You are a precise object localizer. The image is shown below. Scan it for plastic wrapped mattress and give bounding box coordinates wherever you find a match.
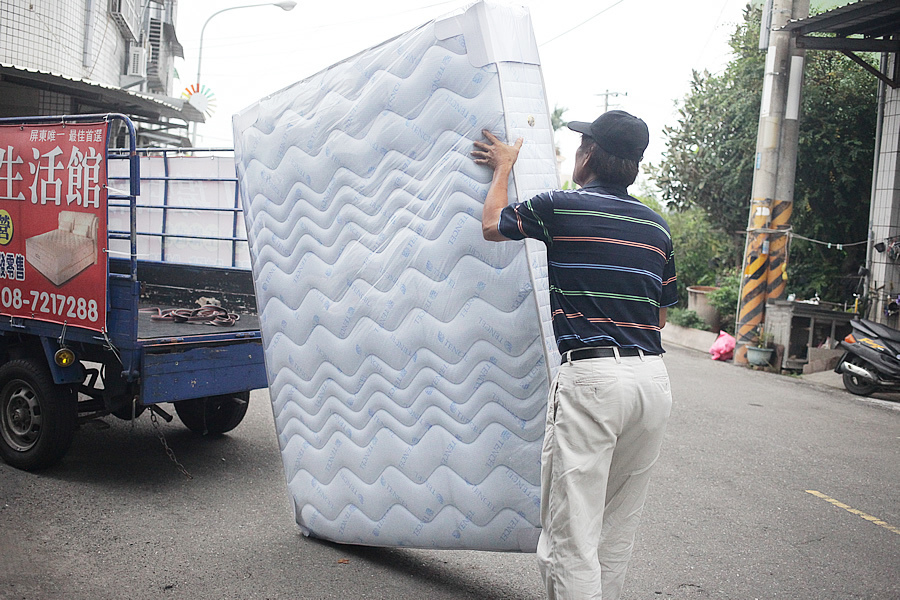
[233,0,559,551]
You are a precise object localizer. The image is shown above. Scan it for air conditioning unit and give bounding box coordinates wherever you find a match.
[127,44,147,77]
[109,0,140,42]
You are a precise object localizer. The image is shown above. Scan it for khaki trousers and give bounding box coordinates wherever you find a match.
[536,352,672,600]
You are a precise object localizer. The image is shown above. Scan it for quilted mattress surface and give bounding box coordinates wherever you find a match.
[233,1,559,551]
[25,230,96,287]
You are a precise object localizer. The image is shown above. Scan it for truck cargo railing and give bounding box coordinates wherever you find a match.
[107,147,249,270]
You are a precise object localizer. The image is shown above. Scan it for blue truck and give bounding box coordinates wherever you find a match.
[0,114,267,470]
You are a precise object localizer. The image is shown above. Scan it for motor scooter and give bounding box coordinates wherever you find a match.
[834,317,900,396]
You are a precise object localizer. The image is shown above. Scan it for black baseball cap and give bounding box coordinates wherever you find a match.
[567,110,649,162]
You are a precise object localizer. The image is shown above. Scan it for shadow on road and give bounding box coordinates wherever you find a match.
[305,536,543,600]
[38,411,262,490]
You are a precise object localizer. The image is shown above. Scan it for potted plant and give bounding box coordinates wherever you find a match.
[746,325,775,366]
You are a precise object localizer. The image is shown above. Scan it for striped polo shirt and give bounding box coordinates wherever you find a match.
[498,180,677,355]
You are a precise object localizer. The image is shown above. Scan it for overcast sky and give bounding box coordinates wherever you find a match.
[172,0,819,184]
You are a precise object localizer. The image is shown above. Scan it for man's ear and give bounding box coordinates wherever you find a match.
[582,143,593,164]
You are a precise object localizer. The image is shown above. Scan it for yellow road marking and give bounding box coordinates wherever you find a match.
[806,490,900,536]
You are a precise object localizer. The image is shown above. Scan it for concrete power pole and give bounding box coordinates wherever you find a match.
[734,0,810,364]
[769,0,810,301]
[596,90,627,113]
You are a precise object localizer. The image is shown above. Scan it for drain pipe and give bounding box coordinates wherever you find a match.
[83,0,95,70]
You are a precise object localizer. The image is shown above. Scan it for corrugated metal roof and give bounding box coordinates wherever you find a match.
[783,0,900,38]
[0,63,204,124]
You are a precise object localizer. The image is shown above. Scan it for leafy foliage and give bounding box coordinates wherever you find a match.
[647,5,877,303]
[789,49,877,300]
[667,207,732,306]
[667,308,710,331]
[551,105,568,132]
[640,195,731,306]
[707,269,741,334]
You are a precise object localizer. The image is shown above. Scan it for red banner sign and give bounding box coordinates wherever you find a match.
[0,122,109,331]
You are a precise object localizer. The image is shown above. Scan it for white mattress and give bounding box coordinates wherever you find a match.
[233,1,559,551]
[25,229,96,287]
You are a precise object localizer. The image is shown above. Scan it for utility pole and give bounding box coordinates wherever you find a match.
[768,0,809,301]
[734,0,809,364]
[596,90,627,113]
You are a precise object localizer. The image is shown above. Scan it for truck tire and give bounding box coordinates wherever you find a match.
[0,359,77,470]
[174,391,249,436]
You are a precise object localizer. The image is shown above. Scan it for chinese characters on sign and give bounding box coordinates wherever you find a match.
[0,122,109,331]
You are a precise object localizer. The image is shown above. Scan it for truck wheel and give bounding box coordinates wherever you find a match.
[842,358,878,396]
[0,359,77,470]
[174,391,249,436]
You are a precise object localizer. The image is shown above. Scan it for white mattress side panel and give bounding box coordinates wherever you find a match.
[497,60,560,382]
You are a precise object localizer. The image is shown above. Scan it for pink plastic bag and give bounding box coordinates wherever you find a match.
[709,331,735,361]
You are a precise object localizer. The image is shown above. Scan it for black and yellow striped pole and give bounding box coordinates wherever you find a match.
[766,202,793,301]
[736,200,772,363]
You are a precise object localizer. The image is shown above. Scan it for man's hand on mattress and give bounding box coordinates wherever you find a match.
[471,130,523,171]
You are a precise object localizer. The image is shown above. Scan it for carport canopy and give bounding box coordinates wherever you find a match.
[783,0,900,87]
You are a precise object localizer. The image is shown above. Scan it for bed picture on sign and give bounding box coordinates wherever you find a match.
[25,211,99,286]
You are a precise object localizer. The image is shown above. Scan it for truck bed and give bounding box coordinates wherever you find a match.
[137,303,260,340]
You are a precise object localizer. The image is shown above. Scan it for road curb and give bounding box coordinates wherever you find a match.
[661,323,718,355]
[661,323,845,390]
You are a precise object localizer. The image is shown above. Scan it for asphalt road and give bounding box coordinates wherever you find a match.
[1,345,898,600]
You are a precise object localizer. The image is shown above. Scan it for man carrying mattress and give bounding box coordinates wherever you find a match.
[472,110,676,600]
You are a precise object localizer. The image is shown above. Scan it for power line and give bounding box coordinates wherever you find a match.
[694,0,734,67]
[789,232,867,249]
[743,229,868,249]
[538,0,627,47]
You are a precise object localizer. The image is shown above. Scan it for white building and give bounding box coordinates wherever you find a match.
[0,0,201,146]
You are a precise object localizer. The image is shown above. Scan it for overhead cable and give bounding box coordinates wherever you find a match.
[538,0,627,47]
[789,232,867,249]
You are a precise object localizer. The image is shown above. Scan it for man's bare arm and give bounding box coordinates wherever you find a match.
[471,130,522,242]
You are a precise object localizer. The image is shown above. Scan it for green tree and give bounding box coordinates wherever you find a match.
[640,195,731,306]
[648,4,877,302]
[551,105,568,132]
[789,49,876,300]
